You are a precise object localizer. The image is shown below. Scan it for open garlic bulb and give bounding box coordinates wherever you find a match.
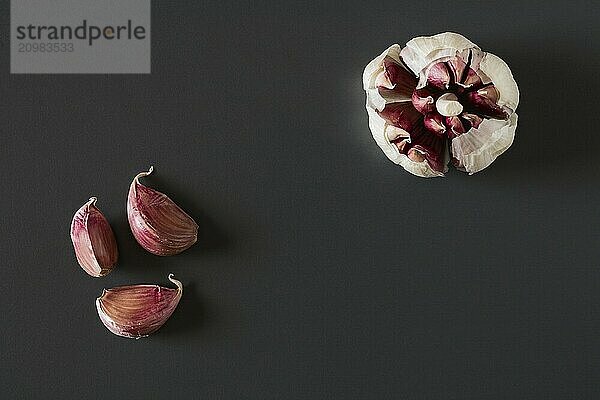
[363,32,519,177]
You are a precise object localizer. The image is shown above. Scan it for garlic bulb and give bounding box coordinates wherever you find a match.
[127,166,198,256]
[70,197,118,277]
[363,32,519,177]
[96,274,183,339]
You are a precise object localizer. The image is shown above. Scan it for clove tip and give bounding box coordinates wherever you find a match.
[133,165,155,184]
[168,273,183,292]
[97,288,108,301]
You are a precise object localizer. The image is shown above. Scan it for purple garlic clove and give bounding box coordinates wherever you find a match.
[426,62,452,90]
[127,166,199,256]
[70,197,118,277]
[423,112,447,136]
[411,87,436,114]
[464,85,509,120]
[96,274,183,339]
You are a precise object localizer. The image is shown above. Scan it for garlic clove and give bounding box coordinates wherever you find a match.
[445,116,470,137]
[363,44,402,91]
[96,274,183,339]
[447,49,484,90]
[375,57,416,93]
[364,44,402,112]
[400,32,477,76]
[366,107,443,178]
[127,166,199,256]
[70,197,118,277]
[478,52,520,111]
[411,87,436,114]
[423,112,447,136]
[407,124,449,173]
[364,44,417,112]
[451,113,518,174]
[464,86,509,120]
[380,57,419,95]
[377,101,422,132]
[426,62,452,90]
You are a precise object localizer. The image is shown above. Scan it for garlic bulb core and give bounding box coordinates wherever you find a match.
[435,93,463,117]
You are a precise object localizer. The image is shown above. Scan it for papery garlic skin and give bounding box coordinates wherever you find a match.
[96,274,183,339]
[127,166,199,256]
[363,32,519,177]
[70,197,118,277]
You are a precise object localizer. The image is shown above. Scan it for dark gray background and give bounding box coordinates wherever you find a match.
[2,1,600,398]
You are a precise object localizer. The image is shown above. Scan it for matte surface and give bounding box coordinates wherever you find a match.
[2,1,600,398]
